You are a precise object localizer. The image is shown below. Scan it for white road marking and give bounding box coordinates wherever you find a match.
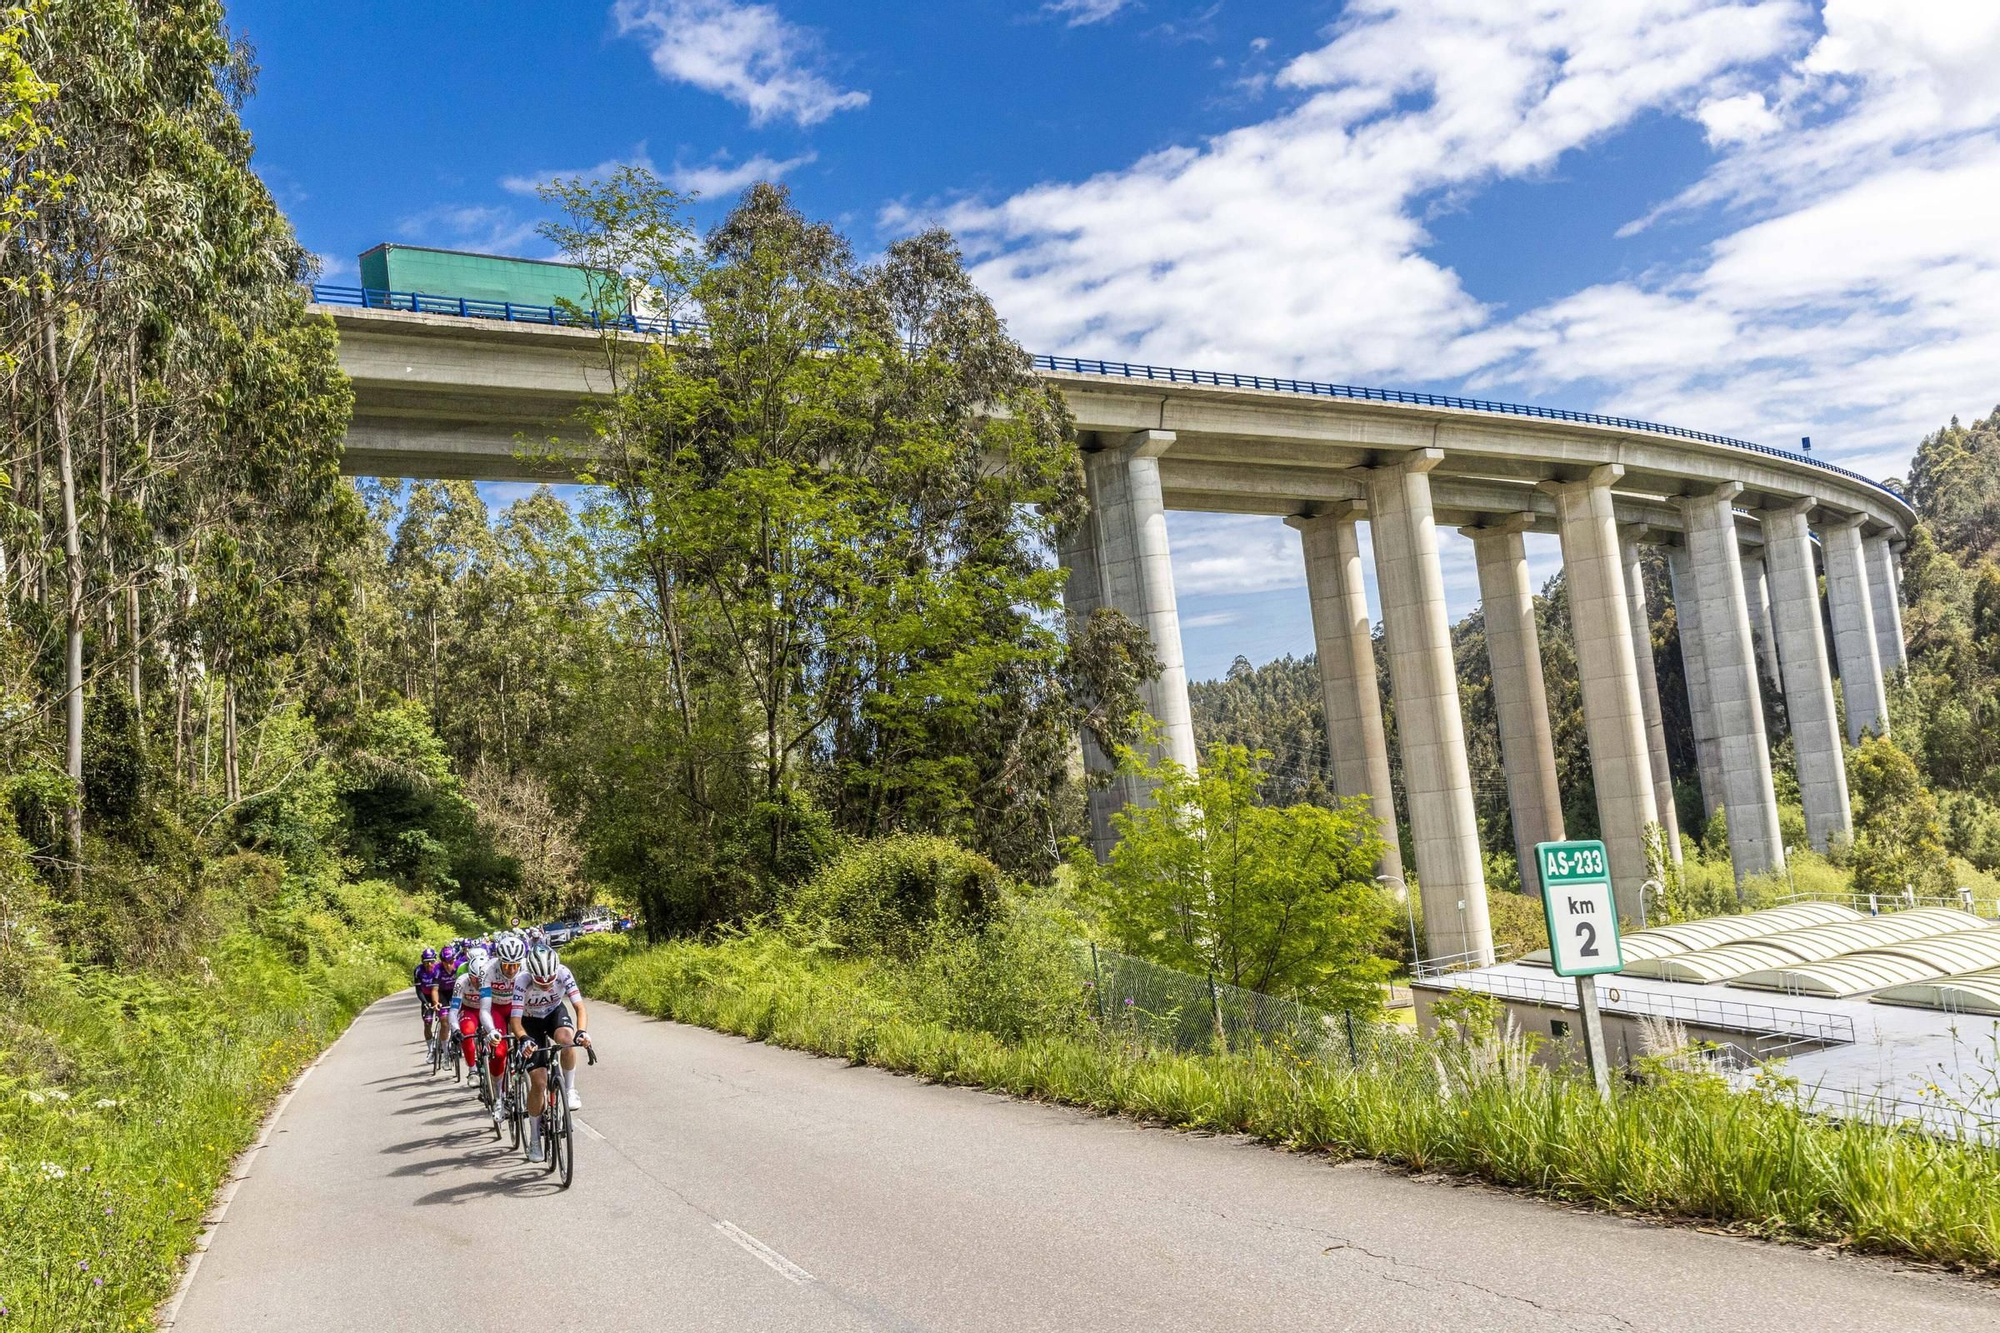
[574,1117,606,1141]
[714,1221,815,1284]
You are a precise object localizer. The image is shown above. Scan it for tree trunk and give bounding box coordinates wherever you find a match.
[223,680,240,805]
[46,321,85,894]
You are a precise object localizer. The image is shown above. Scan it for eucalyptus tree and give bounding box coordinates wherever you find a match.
[531,173,1156,923]
[0,2,355,894]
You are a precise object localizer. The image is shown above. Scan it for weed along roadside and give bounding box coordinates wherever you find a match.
[560,924,2000,1274]
[0,867,461,1331]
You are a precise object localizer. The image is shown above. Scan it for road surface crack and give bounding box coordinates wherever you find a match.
[1318,1238,1637,1331]
[1185,1202,1637,1330]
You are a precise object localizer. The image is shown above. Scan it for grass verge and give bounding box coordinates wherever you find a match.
[564,930,2000,1274]
[0,871,443,1331]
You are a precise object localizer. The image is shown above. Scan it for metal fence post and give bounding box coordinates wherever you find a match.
[1344,1010,1358,1065]
[1090,942,1104,1022]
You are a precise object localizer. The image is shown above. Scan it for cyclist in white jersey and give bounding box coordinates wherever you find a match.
[510,945,591,1163]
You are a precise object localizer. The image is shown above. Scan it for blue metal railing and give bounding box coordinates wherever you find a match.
[308,282,1905,507]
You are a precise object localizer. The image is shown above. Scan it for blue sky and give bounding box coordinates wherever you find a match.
[235,0,2000,680]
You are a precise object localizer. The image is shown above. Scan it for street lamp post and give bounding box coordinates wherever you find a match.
[1378,874,1418,972]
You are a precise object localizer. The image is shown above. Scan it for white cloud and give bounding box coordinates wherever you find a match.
[928,0,2000,478]
[936,0,1805,381]
[1694,91,1779,145]
[669,151,817,196]
[612,0,868,127]
[497,144,812,201]
[395,204,544,255]
[500,149,659,197]
[1044,0,1134,26]
[1163,514,1303,596]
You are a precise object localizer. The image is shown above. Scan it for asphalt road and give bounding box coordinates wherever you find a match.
[169,992,2000,1332]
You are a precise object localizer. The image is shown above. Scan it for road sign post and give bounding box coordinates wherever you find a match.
[1536,839,1623,1099]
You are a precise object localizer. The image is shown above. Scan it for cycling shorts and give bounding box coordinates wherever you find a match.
[519,1008,575,1068]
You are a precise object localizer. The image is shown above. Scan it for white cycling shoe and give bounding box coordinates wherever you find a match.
[566,1088,582,1111]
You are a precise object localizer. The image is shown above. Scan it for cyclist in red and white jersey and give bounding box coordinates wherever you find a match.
[475,936,529,1127]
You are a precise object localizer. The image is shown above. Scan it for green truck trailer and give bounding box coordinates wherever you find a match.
[358,244,629,317]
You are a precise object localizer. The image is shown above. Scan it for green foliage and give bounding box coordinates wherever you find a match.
[0,853,449,1331]
[1849,736,1954,899]
[1483,886,1546,960]
[785,833,1004,958]
[1078,743,1391,1012]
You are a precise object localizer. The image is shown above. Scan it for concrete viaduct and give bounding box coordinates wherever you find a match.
[317,297,1914,967]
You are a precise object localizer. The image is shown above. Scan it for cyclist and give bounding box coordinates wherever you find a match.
[510,944,591,1163]
[476,936,530,1128]
[413,947,450,1053]
[449,945,497,1103]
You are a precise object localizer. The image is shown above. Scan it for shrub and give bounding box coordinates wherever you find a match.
[785,834,1004,958]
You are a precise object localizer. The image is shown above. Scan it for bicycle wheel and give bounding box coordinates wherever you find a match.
[541,1097,561,1178]
[553,1076,575,1189]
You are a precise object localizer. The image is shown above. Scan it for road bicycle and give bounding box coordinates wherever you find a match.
[426,1007,447,1076]
[502,1039,531,1152]
[445,1017,464,1084]
[476,1031,505,1139]
[523,1038,596,1190]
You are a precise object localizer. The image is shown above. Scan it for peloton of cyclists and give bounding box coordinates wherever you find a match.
[415,927,600,1164]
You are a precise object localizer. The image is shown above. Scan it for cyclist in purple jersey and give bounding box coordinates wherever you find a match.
[412,948,450,1047]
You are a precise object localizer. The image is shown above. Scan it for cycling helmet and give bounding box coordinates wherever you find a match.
[526,945,561,982]
[465,948,489,972]
[420,947,437,962]
[440,945,459,966]
[494,935,528,965]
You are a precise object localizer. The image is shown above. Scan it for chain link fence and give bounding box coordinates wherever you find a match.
[1078,943,1400,1069]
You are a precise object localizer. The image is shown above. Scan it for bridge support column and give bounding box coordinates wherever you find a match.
[1759,499,1852,853]
[1745,553,1782,693]
[1820,515,1887,742]
[1666,544,1724,822]
[1678,483,1784,882]
[1060,430,1197,857]
[1863,532,1907,674]
[1619,529,1681,866]
[1543,467,1656,922]
[1288,509,1402,883]
[1463,517,1563,898]
[1363,450,1492,965]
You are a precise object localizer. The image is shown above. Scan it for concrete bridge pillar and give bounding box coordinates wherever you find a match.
[1863,532,1907,674]
[1677,483,1784,881]
[1462,516,1563,898]
[1060,430,1198,857]
[1363,449,1493,965]
[1665,544,1725,822]
[1744,554,1782,694]
[1289,509,1403,883]
[1618,528,1681,865]
[1758,499,1851,853]
[1542,466,1657,923]
[1820,515,1887,742]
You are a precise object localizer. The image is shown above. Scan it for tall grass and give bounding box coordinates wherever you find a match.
[0,871,443,1331]
[563,930,2000,1271]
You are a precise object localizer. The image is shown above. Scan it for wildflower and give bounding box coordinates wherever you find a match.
[48,1089,69,1102]
[38,1161,66,1180]
[93,1278,103,1288]
[24,1092,43,1105]
[76,1260,88,1272]
[93,1098,118,1109]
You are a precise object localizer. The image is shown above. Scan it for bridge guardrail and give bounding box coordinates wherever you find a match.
[307,281,1907,508]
